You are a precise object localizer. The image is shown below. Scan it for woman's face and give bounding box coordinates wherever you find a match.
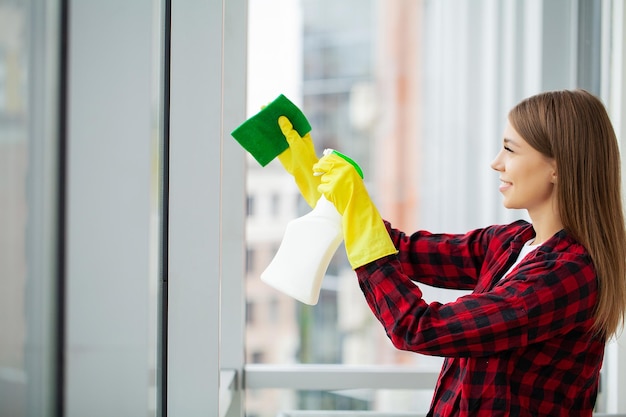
[490,121,558,216]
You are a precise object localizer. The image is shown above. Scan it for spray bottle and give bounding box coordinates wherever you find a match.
[261,149,363,305]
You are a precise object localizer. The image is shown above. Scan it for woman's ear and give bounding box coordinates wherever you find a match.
[550,159,558,184]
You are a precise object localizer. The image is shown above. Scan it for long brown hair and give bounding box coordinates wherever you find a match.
[508,89,626,339]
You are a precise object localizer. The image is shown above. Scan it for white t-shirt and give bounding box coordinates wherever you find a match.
[500,239,540,280]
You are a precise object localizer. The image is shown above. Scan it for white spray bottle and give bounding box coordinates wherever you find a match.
[260,149,362,305]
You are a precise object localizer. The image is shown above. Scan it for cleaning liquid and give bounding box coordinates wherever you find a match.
[260,195,343,305]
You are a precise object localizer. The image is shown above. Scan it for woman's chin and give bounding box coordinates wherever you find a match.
[501,199,520,210]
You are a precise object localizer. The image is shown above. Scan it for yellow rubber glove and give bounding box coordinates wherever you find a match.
[313,151,397,269]
[277,116,321,208]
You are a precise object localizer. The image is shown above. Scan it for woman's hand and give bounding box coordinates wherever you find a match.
[314,151,397,269]
[276,116,321,208]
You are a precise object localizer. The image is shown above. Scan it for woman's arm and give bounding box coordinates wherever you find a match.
[356,249,598,357]
[384,221,496,290]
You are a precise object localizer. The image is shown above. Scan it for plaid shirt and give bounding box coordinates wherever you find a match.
[356,220,603,416]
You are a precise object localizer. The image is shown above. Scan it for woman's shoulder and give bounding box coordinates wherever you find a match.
[539,231,594,269]
[483,219,534,241]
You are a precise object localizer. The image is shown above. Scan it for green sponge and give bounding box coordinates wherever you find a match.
[231,94,311,167]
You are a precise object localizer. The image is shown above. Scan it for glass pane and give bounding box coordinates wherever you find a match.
[247,0,407,376]
[245,0,586,396]
[246,0,467,372]
[0,0,60,415]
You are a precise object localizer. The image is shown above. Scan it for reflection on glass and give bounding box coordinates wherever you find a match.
[0,0,59,415]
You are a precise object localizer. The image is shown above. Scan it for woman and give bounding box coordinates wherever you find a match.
[277,89,626,416]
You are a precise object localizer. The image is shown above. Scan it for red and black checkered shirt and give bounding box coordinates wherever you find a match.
[356,220,603,416]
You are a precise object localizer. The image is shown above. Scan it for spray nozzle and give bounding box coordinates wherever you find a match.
[316,148,364,179]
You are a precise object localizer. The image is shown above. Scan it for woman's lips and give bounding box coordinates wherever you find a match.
[499,179,512,192]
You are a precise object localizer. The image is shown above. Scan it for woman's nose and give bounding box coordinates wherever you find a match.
[490,151,504,171]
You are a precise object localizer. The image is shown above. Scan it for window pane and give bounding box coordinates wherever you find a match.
[246,0,442,372]
[0,0,60,414]
[245,0,597,414]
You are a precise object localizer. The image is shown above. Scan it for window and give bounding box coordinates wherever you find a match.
[269,296,280,323]
[251,351,265,364]
[247,195,256,217]
[244,0,626,415]
[271,193,280,217]
[246,302,255,325]
[2,0,626,415]
[246,247,256,273]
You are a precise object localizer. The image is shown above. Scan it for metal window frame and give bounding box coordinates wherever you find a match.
[166,0,247,415]
[244,365,439,391]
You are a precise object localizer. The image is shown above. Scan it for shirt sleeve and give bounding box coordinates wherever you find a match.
[384,221,495,290]
[356,251,598,357]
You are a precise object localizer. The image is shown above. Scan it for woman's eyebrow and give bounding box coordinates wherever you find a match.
[503,137,520,147]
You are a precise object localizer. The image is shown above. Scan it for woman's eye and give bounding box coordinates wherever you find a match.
[504,145,513,152]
